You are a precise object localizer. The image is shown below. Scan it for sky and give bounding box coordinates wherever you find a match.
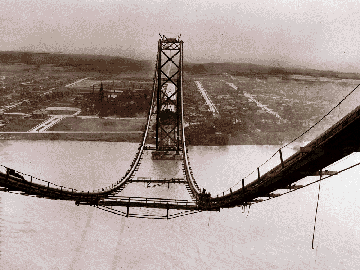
[1,0,360,72]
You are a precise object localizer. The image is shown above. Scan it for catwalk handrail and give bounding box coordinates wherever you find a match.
[102,195,196,206]
[110,60,158,191]
[179,43,202,200]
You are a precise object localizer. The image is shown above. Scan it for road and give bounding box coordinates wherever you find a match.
[0,100,29,113]
[194,81,219,115]
[224,81,283,120]
[1,78,89,113]
[65,77,90,88]
[28,115,67,133]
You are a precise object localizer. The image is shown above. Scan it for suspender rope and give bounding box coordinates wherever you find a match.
[312,170,322,249]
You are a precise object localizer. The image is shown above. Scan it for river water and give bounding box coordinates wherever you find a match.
[1,140,360,269]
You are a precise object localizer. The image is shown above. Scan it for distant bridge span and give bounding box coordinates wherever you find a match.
[1,38,360,218]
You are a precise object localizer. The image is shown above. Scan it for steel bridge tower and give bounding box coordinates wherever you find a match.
[152,36,183,160]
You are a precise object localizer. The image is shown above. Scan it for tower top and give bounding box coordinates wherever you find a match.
[159,34,181,43]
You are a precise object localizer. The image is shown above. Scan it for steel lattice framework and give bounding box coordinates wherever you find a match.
[155,37,183,153]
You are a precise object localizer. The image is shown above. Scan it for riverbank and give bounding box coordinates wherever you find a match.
[0,131,155,143]
[0,131,285,145]
[48,117,147,132]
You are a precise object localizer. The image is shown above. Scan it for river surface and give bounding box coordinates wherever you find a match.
[1,140,360,269]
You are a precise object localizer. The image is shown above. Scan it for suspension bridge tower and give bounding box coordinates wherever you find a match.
[152,36,184,160]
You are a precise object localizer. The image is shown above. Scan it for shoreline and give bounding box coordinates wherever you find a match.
[0,132,301,146]
[0,131,151,143]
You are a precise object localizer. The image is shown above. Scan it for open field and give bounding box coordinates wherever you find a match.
[48,117,147,132]
[67,78,153,90]
[0,116,45,132]
[0,131,151,143]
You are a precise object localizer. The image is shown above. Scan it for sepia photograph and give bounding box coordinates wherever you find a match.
[1,0,360,269]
